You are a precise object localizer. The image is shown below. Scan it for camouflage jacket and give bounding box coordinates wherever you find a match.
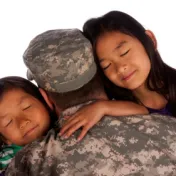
[5,112,176,176]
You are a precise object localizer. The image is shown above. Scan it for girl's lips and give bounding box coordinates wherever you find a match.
[122,70,136,81]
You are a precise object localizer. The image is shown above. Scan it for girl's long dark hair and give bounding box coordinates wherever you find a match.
[83,11,176,116]
[0,76,57,154]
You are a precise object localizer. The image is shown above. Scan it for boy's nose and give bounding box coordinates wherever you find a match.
[20,120,30,129]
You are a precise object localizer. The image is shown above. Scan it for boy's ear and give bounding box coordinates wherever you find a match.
[39,88,54,110]
[145,30,157,49]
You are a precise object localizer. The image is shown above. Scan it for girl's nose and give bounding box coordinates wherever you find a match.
[117,63,127,74]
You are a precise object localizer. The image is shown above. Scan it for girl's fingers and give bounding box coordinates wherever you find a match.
[65,112,81,122]
[59,117,80,135]
[64,115,77,124]
[63,121,85,138]
[77,123,92,141]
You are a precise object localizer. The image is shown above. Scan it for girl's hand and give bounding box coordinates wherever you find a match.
[59,101,105,141]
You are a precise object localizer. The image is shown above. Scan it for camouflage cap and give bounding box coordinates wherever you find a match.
[23,29,97,93]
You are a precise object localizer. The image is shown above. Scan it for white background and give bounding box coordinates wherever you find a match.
[0,0,175,78]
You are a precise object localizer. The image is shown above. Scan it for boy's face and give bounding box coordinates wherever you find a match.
[0,88,51,146]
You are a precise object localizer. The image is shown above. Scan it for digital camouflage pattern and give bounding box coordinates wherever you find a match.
[5,111,176,176]
[19,28,176,176]
[23,29,96,93]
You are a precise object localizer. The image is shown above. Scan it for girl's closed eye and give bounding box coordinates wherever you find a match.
[120,49,130,57]
[23,105,32,111]
[103,63,111,70]
[100,61,112,71]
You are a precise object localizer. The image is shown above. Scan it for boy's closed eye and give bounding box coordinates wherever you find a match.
[5,119,12,127]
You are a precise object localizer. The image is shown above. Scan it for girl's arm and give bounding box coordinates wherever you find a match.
[101,100,148,116]
[59,100,148,141]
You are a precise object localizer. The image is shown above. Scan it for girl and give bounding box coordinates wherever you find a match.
[60,11,176,141]
[0,76,57,171]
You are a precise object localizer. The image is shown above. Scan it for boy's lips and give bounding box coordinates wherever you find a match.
[122,70,136,81]
[23,125,38,137]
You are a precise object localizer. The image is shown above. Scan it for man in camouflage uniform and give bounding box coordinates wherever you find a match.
[5,29,176,176]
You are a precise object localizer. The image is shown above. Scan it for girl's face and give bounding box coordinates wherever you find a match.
[96,31,151,91]
[0,88,51,146]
